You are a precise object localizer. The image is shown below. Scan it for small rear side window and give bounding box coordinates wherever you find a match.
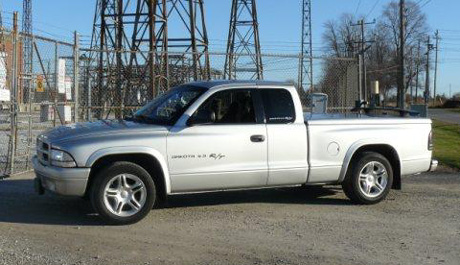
[260,89,296,124]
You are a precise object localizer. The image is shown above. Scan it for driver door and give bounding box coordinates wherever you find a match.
[167,89,268,193]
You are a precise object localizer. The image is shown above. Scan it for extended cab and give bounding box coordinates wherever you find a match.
[33,81,437,224]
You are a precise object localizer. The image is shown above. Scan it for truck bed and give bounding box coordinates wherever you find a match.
[304,113,432,125]
[303,112,432,184]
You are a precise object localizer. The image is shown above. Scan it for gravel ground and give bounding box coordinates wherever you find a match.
[0,171,459,265]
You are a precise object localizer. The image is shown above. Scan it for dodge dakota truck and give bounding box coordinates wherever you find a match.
[33,80,437,224]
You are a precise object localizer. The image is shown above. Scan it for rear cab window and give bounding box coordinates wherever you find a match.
[260,89,296,124]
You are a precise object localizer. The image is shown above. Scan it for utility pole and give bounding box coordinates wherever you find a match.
[409,47,413,104]
[298,0,313,92]
[433,30,440,105]
[73,31,79,122]
[424,36,434,105]
[415,40,421,103]
[398,0,406,109]
[10,12,19,175]
[351,19,375,103]
[0,2,6,91]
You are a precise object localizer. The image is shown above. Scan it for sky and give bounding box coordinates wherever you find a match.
[1,0,459,96]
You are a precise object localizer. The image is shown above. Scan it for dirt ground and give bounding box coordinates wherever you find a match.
[0,171,459,265]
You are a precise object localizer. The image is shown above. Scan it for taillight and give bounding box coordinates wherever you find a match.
[428,130,433,151]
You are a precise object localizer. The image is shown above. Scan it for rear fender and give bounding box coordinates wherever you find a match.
[338,139,401,183]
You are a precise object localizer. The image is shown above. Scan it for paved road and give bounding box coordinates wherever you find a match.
[429,108,460,124]
[1,172,459,265]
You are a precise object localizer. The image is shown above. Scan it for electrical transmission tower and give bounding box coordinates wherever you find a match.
[90,0,210,118]
[298,0,313,92]
[224,0,263,80]
[22,0,33,103]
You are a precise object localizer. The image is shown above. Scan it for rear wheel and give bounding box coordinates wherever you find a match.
[90,162,157,225]
[342,152,393,204]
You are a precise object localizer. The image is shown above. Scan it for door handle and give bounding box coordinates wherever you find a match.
[250,135,265,143]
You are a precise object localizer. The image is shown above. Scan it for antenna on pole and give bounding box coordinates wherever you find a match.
[224,0,263,80]
[298,0,313,92]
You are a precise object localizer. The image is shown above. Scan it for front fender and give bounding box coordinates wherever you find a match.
[85,146,171,194]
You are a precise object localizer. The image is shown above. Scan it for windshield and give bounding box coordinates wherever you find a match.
[133,85,206,125]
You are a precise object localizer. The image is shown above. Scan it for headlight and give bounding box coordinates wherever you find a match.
[50,149,77,168]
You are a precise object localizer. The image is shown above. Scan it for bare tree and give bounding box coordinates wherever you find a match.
[320,1,430,104]
[379,0,429,93]
[323,14,360,58]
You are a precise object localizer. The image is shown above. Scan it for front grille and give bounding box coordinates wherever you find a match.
[37,138,50,165]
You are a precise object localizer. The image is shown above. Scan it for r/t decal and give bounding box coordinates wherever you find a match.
[209,153,225,160]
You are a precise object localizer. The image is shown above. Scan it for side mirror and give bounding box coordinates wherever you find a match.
[187,109,216,126]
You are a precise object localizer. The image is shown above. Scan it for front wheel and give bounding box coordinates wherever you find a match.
[90,162,157,225]
[342,152,393,204]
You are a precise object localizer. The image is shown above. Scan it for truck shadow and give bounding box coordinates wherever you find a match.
[164,186,350,209]
[0,179,102,226]
[0,179,350,226]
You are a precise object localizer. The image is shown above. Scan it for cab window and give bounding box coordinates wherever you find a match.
[191,90,256,124]
[260,89,296,124]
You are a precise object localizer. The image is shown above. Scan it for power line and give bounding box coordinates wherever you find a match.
[365,0,381,19]
[354,0,362,16]
[419,0,433,8]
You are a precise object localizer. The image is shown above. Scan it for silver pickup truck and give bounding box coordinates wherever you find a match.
[33,80,437,224]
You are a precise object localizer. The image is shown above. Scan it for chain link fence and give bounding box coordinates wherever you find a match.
[0,31,358,177]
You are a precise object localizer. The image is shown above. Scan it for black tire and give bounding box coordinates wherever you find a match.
[342,151,393,204]
[90,161,157,225]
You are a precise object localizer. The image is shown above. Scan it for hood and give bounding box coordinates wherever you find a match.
[40,120,169,143]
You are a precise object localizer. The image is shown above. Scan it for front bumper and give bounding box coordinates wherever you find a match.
[32,156,91,196]
[429,159,438,172]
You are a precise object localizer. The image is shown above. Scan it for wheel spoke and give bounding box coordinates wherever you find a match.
[131,182,144,193]
[115,175,123,189]
[366,162,375,174]
[121,175,129,188]
[115,201,124,214]
[129,198,141,210]
[375,166,386,176]
[106,190,118,198]
[365,183,372,195]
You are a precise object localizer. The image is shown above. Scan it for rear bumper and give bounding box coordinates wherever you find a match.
[429,159,438,172]
[32,156,91,196]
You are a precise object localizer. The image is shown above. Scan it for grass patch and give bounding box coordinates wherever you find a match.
[432,120,460,169]
[447,108,460,113]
